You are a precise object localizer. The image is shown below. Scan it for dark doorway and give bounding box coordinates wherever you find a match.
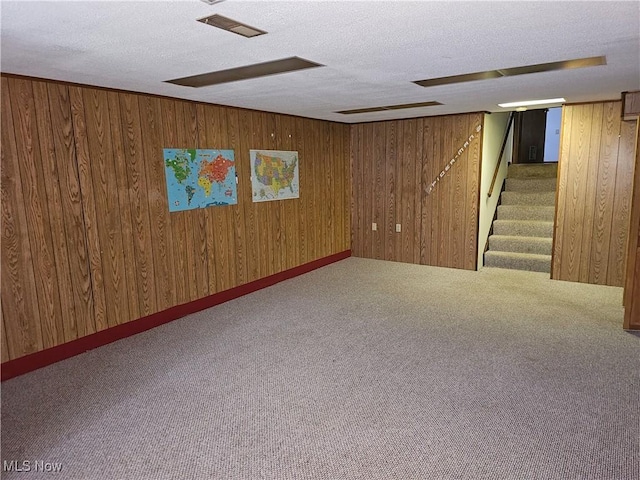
[513,109,547,163]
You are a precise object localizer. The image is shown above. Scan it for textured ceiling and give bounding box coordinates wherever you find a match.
[1,0,639,123]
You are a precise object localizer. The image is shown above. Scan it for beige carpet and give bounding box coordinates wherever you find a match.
[2,258,638,479]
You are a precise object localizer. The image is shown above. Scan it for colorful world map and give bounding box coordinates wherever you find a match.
[163,149,237,212]
[250,150,299,202]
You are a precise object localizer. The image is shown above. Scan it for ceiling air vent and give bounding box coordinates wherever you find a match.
[166,57,324,88]
[336,101,442,115]
[197,13,267,38]
[414,56,606,88]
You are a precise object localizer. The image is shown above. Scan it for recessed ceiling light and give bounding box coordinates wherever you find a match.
[498,98,566,108]
[197,14,267,38]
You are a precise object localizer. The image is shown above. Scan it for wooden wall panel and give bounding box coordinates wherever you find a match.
[118,93,158,316]
[46,83,95,339]
[623,119,640,329]
[241,110,260,283]
[465,113,483,270]
[160,99,189,307]
[294,117,309,265]
[82,88,132,328]
[608,119,636,286]
[9,78,64,348]
[1,78,44,358]
[108,91,141,320]
[1,306,8,363]
[32,81,78,343]
[552,101,636,287]
[139,96,178,309]
[1,75,350,361]
[69,86,107,332]
[350,124,362,258]
[351,113,483,269]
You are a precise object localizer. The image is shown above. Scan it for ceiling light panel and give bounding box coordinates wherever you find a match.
[414,56,606,88]
[498,98,566,108]
[197,14,267,38]
[166,57,324,88]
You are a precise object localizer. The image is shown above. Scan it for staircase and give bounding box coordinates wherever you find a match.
[484,163,558,273]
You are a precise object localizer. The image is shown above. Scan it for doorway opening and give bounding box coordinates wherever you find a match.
[512,107,562,163]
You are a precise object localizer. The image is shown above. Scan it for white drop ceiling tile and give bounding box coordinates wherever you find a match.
[1,0,638,122]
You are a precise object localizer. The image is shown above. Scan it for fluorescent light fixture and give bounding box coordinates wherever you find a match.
[498,98,566,108]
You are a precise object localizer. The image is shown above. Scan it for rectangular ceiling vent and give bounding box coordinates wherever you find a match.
[166,57,324,88]
[336,101,442,115]
[197,14,267,38]
[414,56,606,88]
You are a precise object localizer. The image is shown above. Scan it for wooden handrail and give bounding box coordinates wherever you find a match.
[488,112,514,197]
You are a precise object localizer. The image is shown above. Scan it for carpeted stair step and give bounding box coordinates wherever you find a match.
[501,191,556,206]
[497,205,556,221]
[484,251,551,273]
[488,235,552,255]
[505,177,557,193]
[508,163,558,179]
[492,219,554,238]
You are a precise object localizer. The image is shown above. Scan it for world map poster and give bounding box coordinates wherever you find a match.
[250,149,299,203]
[163,149,237,212]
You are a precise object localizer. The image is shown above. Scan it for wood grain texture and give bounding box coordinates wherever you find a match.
[118,93,158,315]
[160,99,189,306]
[107,91,141,321]
[241,110,260,283]
[46,83,95,339]
[139,96,177,308]
[554,101,635,287]
[552,106,573,278]
[578,103,603,283]
[1,75,350,361]
[561,104,591,281]
[607,119,636,286]
[623,91,640,119]
[70,86,107,332]
[9,78,64,348]
[1,77,44,358]
[351,113,482,270]
[1,306,8,363]
[624,120,640,329]
[31,81,76,343]
[82,87,131,328]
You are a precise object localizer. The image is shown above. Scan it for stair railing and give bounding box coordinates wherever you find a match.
[488,111,514,198]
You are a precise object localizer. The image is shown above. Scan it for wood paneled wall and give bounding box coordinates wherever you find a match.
[624,116,640,329]
[1,75,350,361]
[351,113,483,269]
[552,101,637,287]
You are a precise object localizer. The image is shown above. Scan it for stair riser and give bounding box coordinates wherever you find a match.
[493,221,553,238]
[484,253,551,273]
[489,237,552,255]
[505,178,557,193]
[501,191,556,206]
[507,164,558,179]
[497,206,556,222]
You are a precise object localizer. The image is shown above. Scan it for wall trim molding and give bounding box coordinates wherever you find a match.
[1,250,351,381]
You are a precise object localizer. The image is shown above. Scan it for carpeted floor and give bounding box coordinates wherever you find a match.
[2,258,639,480]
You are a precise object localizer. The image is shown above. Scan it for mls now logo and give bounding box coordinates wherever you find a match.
[3,460,63,473]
